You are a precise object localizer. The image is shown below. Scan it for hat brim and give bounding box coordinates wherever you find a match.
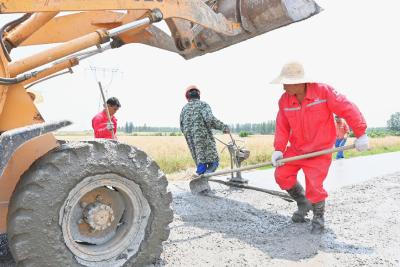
[270,76,312,85]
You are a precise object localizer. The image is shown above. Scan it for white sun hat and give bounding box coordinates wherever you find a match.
[270,61,312,84]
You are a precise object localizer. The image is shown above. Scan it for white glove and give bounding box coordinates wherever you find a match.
[271,151,284,167]
[355,134,369,151]
[223,127,230,134]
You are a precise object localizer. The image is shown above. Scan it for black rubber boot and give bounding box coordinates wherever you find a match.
[311,201,325,234]
[286,182,312,222]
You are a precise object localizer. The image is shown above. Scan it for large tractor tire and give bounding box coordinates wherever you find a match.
[7,140,173,267]
[0,233,14,266]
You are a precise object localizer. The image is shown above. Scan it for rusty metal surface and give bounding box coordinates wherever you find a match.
[0,0,321,79]
[60,173,151,265]
[70,187,125,245]
[120,25,178,53]
[181,0,321,59]
[165,18,194,52]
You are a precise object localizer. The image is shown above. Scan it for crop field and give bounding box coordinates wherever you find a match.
[58,133,400,179]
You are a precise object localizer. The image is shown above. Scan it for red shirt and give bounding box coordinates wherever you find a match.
[336,120,349,139]
[274,83,367,154]
[91,110,117,139]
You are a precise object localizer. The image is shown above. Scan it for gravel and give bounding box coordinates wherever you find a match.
[158,172,400,266]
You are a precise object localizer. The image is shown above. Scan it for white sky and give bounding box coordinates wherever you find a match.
[2,0,400,130]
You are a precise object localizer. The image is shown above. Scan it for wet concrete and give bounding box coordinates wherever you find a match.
[164,171,400,266]
[219,152,400,192]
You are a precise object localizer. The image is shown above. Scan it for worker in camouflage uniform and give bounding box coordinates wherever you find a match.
[180,85,230,176]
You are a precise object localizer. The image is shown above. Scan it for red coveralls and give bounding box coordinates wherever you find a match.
[336,120,349,139]
[274,83,367,203]
[91,111,117,139]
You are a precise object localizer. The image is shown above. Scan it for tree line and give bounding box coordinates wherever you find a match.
[228,121,276,135]
[118,121,276,135]
[118,112,400,136]
[117,123,180,133]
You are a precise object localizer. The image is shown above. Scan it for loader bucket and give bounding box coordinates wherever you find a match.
[181,0,321,59]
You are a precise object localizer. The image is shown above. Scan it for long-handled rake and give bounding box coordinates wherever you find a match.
[189,144,356,201]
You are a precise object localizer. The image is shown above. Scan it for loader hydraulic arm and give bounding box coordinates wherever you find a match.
[0,0,245,81]
[0,0,321,61]
[0,0,321,130]
[0,0,322,125]
[0,0,241,36]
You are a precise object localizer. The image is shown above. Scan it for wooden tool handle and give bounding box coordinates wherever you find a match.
[98,81,115,139]
[201,144,356,179]
[279,144,355,164]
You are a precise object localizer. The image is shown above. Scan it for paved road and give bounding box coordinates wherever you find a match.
[219,151,400,192]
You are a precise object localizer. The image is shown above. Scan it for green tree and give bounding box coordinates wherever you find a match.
[124,122,129,133]
[387,112,400,131]
[128,122,134,133]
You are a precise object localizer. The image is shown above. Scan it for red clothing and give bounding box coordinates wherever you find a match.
[274,83,366,154]
[274,83,367,202]
[275,147,331,203]
[336,120,349,139]
[91,110,117,139]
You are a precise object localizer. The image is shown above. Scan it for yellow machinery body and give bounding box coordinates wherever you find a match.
[0,0,320,235]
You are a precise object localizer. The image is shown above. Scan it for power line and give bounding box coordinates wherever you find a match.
[85,66,123,110]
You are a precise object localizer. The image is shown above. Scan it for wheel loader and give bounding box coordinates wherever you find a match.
[0,1,321,266]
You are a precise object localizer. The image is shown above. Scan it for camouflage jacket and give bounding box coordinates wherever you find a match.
[180,99,228,165]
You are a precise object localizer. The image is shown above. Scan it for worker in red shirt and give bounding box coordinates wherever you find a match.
[270,62,368,234]
[335,116,350,159]
[92,97,121,139]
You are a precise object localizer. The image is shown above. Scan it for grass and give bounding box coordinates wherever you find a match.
[57,134,400,179]
[343,136,400,158]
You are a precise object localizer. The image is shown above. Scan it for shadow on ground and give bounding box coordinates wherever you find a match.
[165,189,373,263]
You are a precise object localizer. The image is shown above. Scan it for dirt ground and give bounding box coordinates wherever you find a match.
[2,172,399,267]
[157,172,400,266]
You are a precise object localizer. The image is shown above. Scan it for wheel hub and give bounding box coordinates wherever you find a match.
[59,174,151,266]
[83,202,115,231]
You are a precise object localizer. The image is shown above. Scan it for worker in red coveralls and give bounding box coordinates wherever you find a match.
[92,97,121,139]
[335,116,350,159]
[270,62,369,234]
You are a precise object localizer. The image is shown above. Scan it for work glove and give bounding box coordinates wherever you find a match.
[223,126,230,134]
[355,134,369,151]
[106,122,114,131]
[271,151,284,167]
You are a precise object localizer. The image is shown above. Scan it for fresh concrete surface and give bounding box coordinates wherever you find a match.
[160,153,400,266]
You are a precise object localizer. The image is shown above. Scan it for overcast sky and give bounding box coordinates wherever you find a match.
[2,0,399,130]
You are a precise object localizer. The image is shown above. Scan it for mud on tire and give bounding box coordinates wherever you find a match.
[0,233,14,266]
[7,140,173,267]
